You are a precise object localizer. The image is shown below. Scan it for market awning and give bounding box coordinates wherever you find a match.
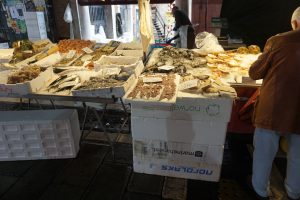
[78,0,174,6]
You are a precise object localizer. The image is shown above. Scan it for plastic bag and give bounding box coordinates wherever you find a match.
[195,32,224,54]
[64,4,72,23]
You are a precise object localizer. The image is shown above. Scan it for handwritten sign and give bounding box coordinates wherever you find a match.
[179,79,198,90]
[82,47,94,54]
[143,77,163,83]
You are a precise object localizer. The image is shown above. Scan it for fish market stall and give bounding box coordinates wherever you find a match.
[0,38,260,180]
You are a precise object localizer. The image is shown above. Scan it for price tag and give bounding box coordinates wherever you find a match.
[81,54,93,62]
[66,50,76,59]
[82,47,94,54]
[158,65,175,71]
[180,79,198,90]
[22,50,33,54]
[103,68,121,76]
[143,77,163,83]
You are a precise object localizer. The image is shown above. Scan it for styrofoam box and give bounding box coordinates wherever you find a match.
[94,55,141,74]
[116,42,143,50]
[129,92,233,123]
[0,49,14,63]
[133,139,224,182]
[34,52,62,68]
[0,67,54,97]
[132,117,227,146]
[0,109,81,161]
[111,50,144,60]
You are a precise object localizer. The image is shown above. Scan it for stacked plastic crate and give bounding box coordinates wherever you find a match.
[0,109,81,161]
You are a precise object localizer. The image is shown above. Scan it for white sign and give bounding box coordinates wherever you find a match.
[66,50,76,59]
[143,77,163,83]
[81,54,93,62]
[158,65,175,71]
[0,43,9,49]
[180,79,198,90]
[82,47,93,54]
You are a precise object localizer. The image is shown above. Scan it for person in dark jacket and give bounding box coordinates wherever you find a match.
[166,6,195,49]
[249,6,300,200]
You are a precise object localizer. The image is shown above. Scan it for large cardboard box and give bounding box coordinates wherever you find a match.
[130,92,233,123]
[132,117,227,145]
[133,139,223,182]
[24,12,47,41]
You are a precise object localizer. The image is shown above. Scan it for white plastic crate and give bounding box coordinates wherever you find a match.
[0,109,81,161]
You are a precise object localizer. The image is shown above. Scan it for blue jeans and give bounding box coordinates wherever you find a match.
[252,128,300,199]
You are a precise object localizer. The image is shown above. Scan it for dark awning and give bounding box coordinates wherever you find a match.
[78,0,174,6]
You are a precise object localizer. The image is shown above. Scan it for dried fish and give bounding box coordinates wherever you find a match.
[128,74,177,101]
[76,72,130,90]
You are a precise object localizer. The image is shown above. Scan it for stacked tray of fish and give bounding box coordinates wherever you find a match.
[41,69,102,96]
[68,41,121,69]
[72,62,144,98]
[0,66,54,97]
[145,46,207,75]
[179,73,237,98]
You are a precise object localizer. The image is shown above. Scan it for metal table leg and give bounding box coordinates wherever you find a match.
[91,107,115,159]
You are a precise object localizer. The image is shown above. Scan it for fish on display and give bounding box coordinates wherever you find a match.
[47,74,81,94]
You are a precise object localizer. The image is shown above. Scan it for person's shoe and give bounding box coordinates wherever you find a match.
[246,176,270,200]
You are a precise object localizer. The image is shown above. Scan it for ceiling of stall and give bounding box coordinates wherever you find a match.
[78,0,174,6]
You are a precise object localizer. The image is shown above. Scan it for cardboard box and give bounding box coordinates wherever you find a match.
[111,50,144,60]
[24,12,47,41]
[94,55,141,74]
[0,109,81,161]
[133,139,224,182]
[0,67,54,97]
[131,117,228,145]
[130,92,233,123]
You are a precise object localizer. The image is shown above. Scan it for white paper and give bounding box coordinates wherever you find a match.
[158,65,175,71]
[180,79,198,90]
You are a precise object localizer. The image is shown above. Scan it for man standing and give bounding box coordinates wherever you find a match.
[249,7,300,200]
[166,6,195,49]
